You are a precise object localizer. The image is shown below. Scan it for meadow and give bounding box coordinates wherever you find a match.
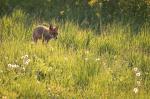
[0,1,150,98]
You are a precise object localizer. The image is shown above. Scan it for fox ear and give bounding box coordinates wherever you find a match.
[49,24,53,30]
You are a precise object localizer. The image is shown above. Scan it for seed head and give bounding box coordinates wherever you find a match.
[133,87,139,94]
[133,67,138,72]
[136,72,141,77]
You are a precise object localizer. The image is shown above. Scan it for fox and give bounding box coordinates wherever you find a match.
[32,24,58,43]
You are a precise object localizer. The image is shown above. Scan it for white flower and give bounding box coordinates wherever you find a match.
[96,58,100,61]
[21,54,28,59]
[133,87,139,94]
[12,64,19,68]
[133,67,138,72]
[22,54,30,65]
[8,64,11,67]
[24,59,30,65]
[136,72,141,77]
[8,64,19,68]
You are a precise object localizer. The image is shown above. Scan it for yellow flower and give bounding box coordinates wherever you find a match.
[133,87,139,94]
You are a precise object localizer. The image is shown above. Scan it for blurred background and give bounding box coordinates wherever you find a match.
[1,0,150,34]
[0,1,150,98]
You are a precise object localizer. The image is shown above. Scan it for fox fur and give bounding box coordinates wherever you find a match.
[32,24,58,43]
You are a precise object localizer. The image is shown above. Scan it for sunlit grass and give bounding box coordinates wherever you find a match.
[0,9,150,98]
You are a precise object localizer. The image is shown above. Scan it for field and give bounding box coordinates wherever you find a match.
[0,1,150,98]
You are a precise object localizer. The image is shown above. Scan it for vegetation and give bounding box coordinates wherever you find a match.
[0,0,150,98]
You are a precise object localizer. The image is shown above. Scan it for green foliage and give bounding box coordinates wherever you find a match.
[1,0,150,26]
[0,3,150,99]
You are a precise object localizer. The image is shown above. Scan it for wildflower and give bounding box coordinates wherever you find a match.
[8,64,19,68]
[21,54,30,65]
[12,64,19,68]
[8,64,11,67]
[136,72,141,77]
[95,58,100,61]
[24,59,30,65]
[21,54,28,59]
[133,87,139,94]
[133,67,138,72]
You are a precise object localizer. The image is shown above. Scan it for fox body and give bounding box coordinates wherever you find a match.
[32,25,58,43]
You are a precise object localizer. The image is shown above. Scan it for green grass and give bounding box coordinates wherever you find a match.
[0,9,150,99]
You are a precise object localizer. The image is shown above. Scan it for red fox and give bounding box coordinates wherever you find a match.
[32,24,58,43]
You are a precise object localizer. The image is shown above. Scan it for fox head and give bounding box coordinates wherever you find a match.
[49,24,58,39]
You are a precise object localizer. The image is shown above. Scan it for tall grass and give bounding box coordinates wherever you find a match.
[0,9,150,98]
